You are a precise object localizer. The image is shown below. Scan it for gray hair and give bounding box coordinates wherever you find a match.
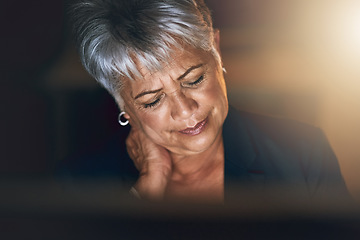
[70,0,220,106]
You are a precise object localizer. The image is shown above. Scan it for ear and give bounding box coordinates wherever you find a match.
[213,28,221,53]
[122,107,134,127]
[124,112,130,120]
[120,106,131,121]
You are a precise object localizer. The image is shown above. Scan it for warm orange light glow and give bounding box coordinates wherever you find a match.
[221,0,360,200]
[328,2,360,53]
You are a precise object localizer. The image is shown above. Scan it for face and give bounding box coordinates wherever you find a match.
[120,46,228,156]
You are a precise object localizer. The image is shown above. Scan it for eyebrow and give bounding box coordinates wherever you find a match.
[177,64,203,81]
[134,88,162,100]
[134,64,204,100]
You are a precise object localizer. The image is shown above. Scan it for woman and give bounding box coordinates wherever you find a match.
[70,0,349,202]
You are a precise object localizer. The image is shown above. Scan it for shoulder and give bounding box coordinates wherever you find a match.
[224,105,336,178]
[225,105,325,152]
[224,106,350,198]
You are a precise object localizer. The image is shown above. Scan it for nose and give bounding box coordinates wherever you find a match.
[170,91,198,120]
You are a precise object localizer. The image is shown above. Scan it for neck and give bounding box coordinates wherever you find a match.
[169,131,224,181]
[165,131,225,203]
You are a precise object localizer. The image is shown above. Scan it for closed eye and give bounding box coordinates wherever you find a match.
[183,75,204,87]
[143,94,164,109]
[144,98,160,108]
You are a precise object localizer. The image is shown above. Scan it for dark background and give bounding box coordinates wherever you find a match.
[1,0,125,178]
[1,0,66,177]
[0,0,255,179]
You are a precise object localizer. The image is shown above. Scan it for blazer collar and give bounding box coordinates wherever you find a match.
[223,105,257,177]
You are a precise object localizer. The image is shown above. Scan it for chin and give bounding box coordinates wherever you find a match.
[179,128,220,155]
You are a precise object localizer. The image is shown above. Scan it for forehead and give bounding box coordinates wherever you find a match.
[140,47,208,79]
[122,47,212,91]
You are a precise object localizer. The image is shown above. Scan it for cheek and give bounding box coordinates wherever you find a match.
[198,79,227,106]
[140,112,175,145]
[199,77,228,123]
[138,110,169,135]
[142,114,162,129]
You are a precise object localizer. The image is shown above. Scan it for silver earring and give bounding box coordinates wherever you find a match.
[118,112,129,126]
[222,67,227,73]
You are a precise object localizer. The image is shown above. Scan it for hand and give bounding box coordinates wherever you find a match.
[126,126,172,201]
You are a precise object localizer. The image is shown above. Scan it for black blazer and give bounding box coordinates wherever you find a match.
[223,106,349,200]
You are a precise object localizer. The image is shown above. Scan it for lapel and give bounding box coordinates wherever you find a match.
[223,106,266,192]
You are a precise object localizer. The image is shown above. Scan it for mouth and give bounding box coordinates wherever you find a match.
[178,117,208,136]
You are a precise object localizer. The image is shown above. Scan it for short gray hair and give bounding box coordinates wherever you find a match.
[70,0,219,105]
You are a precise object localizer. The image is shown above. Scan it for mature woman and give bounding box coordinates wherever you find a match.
[70,0,349,202]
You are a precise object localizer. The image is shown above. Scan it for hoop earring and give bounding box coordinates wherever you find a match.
[118,112,129,126]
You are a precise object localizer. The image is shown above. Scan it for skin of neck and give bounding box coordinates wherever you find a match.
[168,128,225,182]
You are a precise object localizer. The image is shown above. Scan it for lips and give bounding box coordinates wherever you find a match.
[178,118,208,136]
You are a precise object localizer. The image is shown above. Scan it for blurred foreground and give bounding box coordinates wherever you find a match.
[0,179,359,240]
